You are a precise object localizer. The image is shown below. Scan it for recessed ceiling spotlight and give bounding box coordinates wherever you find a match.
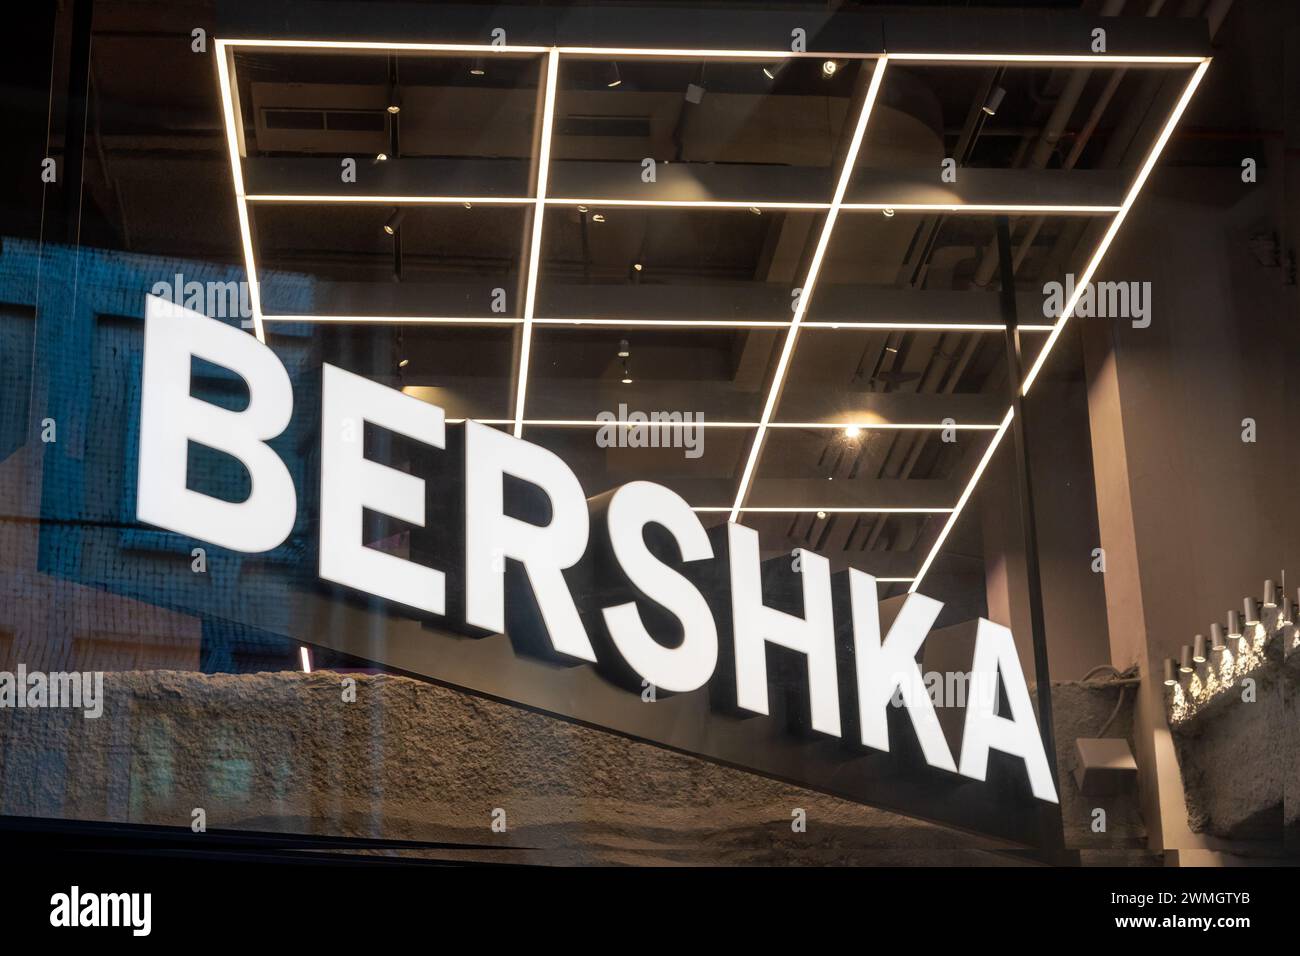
[816,510,827,520]
[633,262,643,272]
[982,86,1007,117]
[749,206,762,215]
[386,103,401,115]
[621,375,633,385]
[603,61,622,88]
[382,207,406,236]
[577,205,589,213]
[463,201,473,209]
[762,61,786,81]
[882,208,895,217]
[398,358,410,369]
[372,152,388,164]
[470,57,486,76]
[591,213,606,223]
[821,60,839,78]
[844,425,861,439]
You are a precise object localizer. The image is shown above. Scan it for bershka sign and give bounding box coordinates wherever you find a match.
[137,296,1058,808]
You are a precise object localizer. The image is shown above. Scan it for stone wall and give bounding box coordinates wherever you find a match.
[1165,601,1299,849]
[0,670,1157,865]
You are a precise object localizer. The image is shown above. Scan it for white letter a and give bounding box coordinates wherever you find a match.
[958,619,1059,803]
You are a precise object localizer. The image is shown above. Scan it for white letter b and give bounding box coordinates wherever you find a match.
[137,295,296,552]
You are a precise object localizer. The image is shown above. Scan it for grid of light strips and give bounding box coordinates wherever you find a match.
[214,38,1209,590]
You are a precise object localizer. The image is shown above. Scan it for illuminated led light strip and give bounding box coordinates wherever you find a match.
[908,406,1015,592]
[1020,60,1209,396]
[214,40,265,342]
[888,53,1207,65]
[283,317,1013,331]
[265,315,1055,331]
[219,39,877,58]
[218,38,551,53]
[513,419,760,428]
[219,40,1201,65]
[512,48,561,438]
[697,507,953,514]
[535,317,791,328]
[425,420,1001,429]
[243,195,1118,215]
[246,195,532,205]
[265,314,521,325]
[728,56,890,524]
[558,47,884,59]
[803,321,1054,331]
[841,203,1120,214]
[246,196,830,210]
[767,421,1000,430]
[547,198,832,210]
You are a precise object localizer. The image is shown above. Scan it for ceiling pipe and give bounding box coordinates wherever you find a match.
[899,68,1006,290]
[1104,1,1210,169]
[1006,0,1171,273]
[969,0,1130,289]
[1039,0,1232,277]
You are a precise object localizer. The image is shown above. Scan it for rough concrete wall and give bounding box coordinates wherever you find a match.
[1161,613,1299,851]
[1288,655,1300,850]
[1171,665,1292,844]
[0,670,1163,865]
[0,670,1034,866]
[1172,684,1286,842]
[1047,680,1147,850]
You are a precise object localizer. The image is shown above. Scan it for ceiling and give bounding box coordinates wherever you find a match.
[7,0,1252,610]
